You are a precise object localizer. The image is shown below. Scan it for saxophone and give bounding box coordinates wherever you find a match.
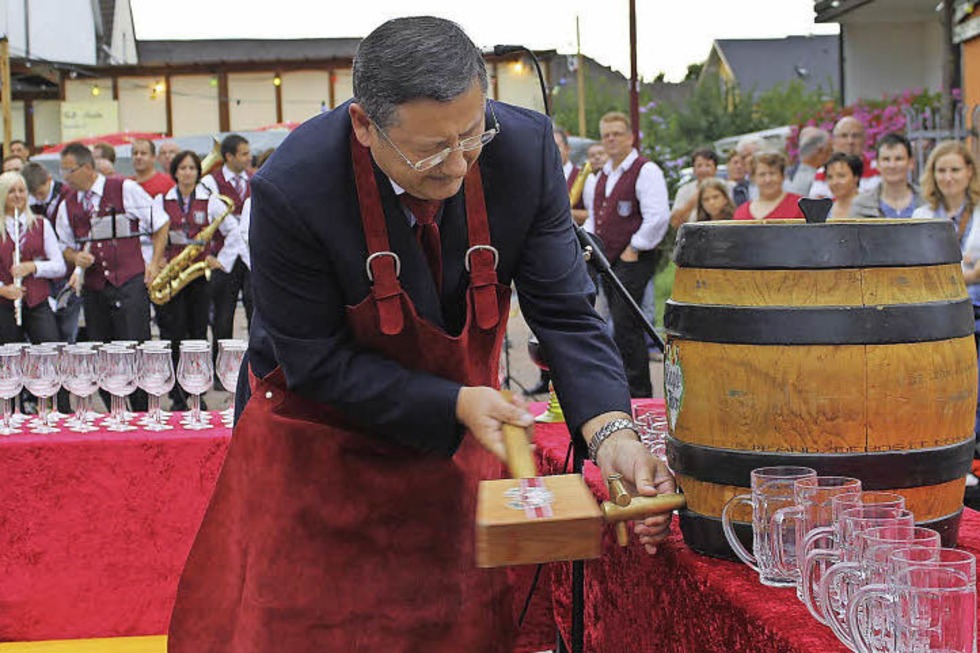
[568,160,592,207]
[149,194,234,306]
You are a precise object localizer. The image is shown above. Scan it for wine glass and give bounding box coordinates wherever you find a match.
[22,346,61,434]
[216,340,246,425]
[0,346,23,435]
[63,346,100,433]
[100,346,138,432]
[41,341,70,422]
[177,342,213,430]
[138,345,175,431]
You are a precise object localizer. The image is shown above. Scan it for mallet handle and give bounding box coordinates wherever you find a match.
[601,493,686,522]
[502,422,538,478]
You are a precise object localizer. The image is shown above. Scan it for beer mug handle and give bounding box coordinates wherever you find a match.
[801,524,835,559]
[801,546,841,624]
[721,493,758,571]
[847,583,891,653]
[771,505,802,576]
[820,560,862,649]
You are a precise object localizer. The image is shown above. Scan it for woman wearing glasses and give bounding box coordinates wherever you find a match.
[0,172,66,345]
[170,17,675,653]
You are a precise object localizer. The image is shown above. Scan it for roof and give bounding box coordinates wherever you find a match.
[711,35,839,95]
[136,38,363,65]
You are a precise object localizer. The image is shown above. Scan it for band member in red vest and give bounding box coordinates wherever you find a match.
[169,17,674,653]
[202,134,252,356]
[154,150,244,409]
[583,111,670,398]
[54,142,168,410]
[0,171,66,344]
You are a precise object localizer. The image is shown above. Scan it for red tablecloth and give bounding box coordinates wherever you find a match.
[0,414,230,641]
[528,399,980,653]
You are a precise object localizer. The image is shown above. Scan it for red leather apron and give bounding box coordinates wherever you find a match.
[168,136,514,653]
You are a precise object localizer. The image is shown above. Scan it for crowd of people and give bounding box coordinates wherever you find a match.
[0,134,262,412]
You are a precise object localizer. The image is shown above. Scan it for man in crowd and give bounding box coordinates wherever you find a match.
[202,134,253,356]
[583,111,670,398]
[809,116,880,198]
[131,138,176,198]
[168,16,673,652]
[670,148,720,227]
[851,132,923,218]
[785,127,831,196]
[92,142,118,177]
[8,140,30,161]
[2,155,24,173]
[157,140,181,174]
[735,135,764,200]
[54,142,168,410]
[553,125,588,225]
[727,149,750,207]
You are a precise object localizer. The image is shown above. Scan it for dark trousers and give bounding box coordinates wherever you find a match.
[210,258,252,387]
[157,276,210,409]
[53,279,82,344]
[84,275,151,411]
[601,249,659,398]
[0,300,60,345]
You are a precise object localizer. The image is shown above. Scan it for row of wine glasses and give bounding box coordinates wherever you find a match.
[0,339,247,435]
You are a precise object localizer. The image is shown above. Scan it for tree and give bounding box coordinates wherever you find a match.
[550,73,628,140]
[684,63,703,82]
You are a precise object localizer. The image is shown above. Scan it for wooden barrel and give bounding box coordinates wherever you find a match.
[664,219,977,559]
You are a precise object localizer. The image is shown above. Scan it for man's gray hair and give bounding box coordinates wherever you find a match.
[353,16,488,129]
[736,135,765,156]
[798,127,830,158]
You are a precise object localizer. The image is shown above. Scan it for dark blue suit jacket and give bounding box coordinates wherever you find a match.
[246,99,631,455]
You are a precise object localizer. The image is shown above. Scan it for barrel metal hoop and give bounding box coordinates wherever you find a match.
[673,220,963,269]
[664,299,976,345]
[666,435,975,490]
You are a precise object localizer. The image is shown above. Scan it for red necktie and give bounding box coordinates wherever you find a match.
[400,194,443,292]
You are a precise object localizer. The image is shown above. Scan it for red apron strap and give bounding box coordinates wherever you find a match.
[350,132,404,335]
[463,164,500,330]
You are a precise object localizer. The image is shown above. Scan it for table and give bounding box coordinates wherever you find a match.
[0,413,230,642]
[529,400,980,653]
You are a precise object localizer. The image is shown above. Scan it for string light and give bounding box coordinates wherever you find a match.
[273,75,282,87]
[91,84,101,96]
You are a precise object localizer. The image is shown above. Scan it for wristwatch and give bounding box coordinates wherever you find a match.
[588,418,638,465]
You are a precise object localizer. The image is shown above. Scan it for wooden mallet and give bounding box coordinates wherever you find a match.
[476,418,686,568]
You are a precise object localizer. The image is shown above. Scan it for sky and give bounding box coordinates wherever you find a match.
[129,0,838,83]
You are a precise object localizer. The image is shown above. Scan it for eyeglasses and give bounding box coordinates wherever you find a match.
[373,101,500,172]
[59,163,86,177]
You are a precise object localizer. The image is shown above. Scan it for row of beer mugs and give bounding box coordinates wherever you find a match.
[721,467,976,653]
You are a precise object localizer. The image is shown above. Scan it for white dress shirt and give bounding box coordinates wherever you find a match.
[153,184,247,274]
[562,160,574,181]
[582,149,670,251]
[239,197,251,249]
[3,214,66,280]
[202,165,250,269]
[54,174,163,253]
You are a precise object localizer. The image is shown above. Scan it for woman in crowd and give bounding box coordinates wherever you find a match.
[915,140,980,486]
[826,152,863,220]
[152,150,243,410]
[732,151,804,220]
[0,171,66,344]
[695,178,735,222]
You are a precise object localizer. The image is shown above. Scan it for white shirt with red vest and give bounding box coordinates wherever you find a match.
[54,174,160,253]
[1,213,66,282]
[201,165,250,270]
[152,184,246,273]
[581,148,670,252]
[808,153,881,199]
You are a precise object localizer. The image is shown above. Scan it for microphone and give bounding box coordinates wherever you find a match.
[493,45,526,56]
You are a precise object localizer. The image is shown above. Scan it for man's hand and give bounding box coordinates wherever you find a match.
[10,262,35,279]
[67,269,83,294]
[619,245,639,263]
[456,386,534,461]
[74,251,95,269]
[144,259,164,286]
[595,431,676,554]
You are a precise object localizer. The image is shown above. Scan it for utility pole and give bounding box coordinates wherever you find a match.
[628,0,640,145]
[1,38,11,157]
[576,16,586,138]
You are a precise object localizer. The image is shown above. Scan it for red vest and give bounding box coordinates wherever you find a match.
[163,195,213,264]
[211,168,250,216]
[63,178,145,291]
[0,219,51,308]
[592,156,649,261]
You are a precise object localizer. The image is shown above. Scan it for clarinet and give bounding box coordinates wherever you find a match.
[12,211,22,328]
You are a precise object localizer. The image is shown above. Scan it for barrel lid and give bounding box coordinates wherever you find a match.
[673,219,962,269]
